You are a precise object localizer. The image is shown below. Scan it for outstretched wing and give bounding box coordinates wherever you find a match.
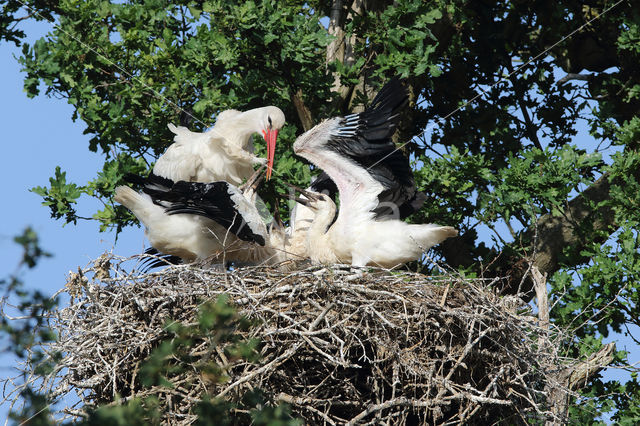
[334,79,425,219]
[299,78,425,222]
[152,124,204,181]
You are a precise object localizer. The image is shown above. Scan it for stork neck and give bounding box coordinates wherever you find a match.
[306,201,337,250]
[213,109,263,148]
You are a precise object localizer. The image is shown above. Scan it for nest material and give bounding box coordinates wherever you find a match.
[35,254,567,424]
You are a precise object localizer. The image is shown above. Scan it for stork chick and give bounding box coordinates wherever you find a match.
[299,189,457,268]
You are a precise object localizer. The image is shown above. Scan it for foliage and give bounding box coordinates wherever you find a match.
[1,233,299,424]
[1,228,55,359]
[74,295,300,425]
[17,0,332,230]
[1,228,58,425]
[2,0,640,423]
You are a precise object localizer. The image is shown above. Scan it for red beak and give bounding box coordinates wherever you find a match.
[262,128,278,180]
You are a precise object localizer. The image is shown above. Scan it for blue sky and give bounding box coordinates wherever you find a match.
[1,14,639,424]
[0,41,143,282]
[0,19,143,421]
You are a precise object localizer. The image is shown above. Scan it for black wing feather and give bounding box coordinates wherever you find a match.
[327,78,425,219]
[129,173,266,246]
[360,78,409,140]
[137,247,182,272]
[309,172,338,199]
[160,181,266,246]
[125,172,174,191]
[125,172,176,207]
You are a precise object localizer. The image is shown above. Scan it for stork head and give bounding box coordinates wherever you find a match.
[304,191,334,211]
[281,183,332,210]
[297,190,337,234]
[256,106,285,180]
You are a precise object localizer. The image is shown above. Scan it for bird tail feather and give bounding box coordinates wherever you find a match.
[412,225,458,249]
[114,186,142,209]
[114,186,159,226]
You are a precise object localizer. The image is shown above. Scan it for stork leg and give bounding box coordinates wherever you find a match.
[344,255,369,281]
[348,251,403,277]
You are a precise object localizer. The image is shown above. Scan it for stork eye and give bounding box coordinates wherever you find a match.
[268,116,273,128]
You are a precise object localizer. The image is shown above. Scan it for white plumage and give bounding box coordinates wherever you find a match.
[299,191,457,268]
[115,175,317,267]
[114,175,274,264]
[154,106,285,185]
[279,173,337,266]
[292,79,457,268]
[115,82,456,270]
[115,105,285,265]
[114,186,229,262]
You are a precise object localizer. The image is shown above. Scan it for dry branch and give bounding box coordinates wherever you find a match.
[3,254,616,424]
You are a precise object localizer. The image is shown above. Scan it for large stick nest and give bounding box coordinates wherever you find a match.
[31,254,568,424]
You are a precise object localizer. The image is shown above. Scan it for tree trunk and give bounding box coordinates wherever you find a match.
[292,88,314,132]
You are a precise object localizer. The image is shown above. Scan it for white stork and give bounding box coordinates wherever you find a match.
[115,167,298,265]
[292,79,457,268]
[284,172,338,257]
[114,171,285,265]
[155,106,285,184]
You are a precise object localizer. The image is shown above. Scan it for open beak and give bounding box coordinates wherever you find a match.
[275,192,312,208]
[281,182,322,203]
[262,128,278,180]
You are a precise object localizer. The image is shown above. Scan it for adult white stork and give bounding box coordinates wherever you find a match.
[114,171,279,264]
[142,175,320,267]
[155,106,285,184]
[292,78,457,268]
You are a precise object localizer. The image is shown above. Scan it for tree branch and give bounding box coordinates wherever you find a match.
[443,169,620,298]
[557,73,592,86]
[493,170,616,297]
[545,342,616,425]
[326,0,347,65]
[292,88,314,132]
[326,0,352,104]
[507,62,543,150]
[530,267,615,425]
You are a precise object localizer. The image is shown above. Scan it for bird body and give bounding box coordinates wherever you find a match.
[114,186,227,262]
[154,106,285,185]
[151,178,306,266]
[116,172,294,266]
[150,180,268,245]
[287,171,338,257]
[351,222,457,268]
[293,78,457,268]
[303,192,457,268]
[116,105,285,265]
[302,193,341,264]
